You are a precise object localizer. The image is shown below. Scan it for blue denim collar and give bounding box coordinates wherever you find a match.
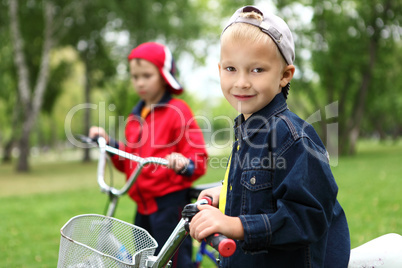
[131,91,172,116]
[234,93,288,141]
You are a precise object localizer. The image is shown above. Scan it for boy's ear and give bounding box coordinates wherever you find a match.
[218,62,221,75]
[280,65,295,88]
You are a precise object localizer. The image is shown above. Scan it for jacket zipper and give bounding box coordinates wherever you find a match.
[135,115,148,214]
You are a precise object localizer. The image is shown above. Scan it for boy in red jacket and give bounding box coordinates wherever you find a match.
[90,42,208,267]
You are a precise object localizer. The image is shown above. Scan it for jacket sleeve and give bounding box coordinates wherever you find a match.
[239,137,338,252]
[172,101,208,180]
[109,138,126,173]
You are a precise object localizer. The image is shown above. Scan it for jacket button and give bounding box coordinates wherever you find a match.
[250,176,256,185]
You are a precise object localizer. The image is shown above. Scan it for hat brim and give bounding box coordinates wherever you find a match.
[161,68,183,94]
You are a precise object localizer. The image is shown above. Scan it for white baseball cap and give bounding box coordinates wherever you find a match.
[222,6,295,65]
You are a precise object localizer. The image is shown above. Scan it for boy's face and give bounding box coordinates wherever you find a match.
[219,37,294,120]
[129,59,166,106]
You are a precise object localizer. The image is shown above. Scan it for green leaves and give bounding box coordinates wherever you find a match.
[280,0,402,154]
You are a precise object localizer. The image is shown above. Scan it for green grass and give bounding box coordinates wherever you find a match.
[333,140,402,247]
[1,140,401,267]
[0,157,224,267]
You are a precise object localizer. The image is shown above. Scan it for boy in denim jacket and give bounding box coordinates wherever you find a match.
[190,6,350,267]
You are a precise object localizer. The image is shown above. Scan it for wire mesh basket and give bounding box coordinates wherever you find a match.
[58,214,158,268]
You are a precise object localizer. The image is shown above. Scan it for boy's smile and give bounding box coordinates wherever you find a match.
[219,38,293,120]
[233,94,256,101]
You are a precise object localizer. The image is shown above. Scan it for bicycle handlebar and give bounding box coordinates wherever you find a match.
[198,198,236,258]
[182,197,236,258]
[204,233,236,258]
[77,135,236,259]
[79,135,168,197]
[96,137,168,197]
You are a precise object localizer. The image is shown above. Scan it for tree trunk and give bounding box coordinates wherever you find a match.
[341,1,393,155]
[16,125,31,171]
[344,38,378,155]
[2,138,15,163]
[83,56,91,162]
[9,0,56,172]
[2,95,21,163]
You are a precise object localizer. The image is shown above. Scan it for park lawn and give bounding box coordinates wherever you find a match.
[0,157,223,268]
[0,140,401,267]
[333,140,402,247]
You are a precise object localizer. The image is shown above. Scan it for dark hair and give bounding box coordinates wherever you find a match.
[282,83,290,99]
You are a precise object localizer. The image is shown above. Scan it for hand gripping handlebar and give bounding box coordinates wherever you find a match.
[182,197,236,257]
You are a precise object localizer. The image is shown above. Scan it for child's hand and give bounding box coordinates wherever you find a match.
[165,153,190,174]
[189,205,244,242]
[198,186,222,208]
[89,126,109,144]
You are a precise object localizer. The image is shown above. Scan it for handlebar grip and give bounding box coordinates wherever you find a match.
[92,135,100,143]
[184,196,236,257]
[76,135,97,144]
[204,233,236,257]
[203,196,213,205]
[199,196,236,257]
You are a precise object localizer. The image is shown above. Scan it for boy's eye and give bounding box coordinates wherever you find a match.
[132,73,153,80]
[252,68,264,73]
[225,66,236,72]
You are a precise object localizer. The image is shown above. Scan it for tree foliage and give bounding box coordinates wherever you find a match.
[2,0,401,172]
[0,0,251,171]
[276,0,402,155]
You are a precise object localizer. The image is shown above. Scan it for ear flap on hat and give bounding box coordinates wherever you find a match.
[161,46,183,94]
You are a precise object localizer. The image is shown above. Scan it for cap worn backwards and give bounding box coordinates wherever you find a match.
[222,6,295,65]
[128,42,183,95]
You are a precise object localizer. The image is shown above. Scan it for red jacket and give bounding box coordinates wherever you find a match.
[111,94,208,214]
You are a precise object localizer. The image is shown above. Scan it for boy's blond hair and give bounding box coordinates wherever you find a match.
[221,11,289,97]
[221,11,285,67]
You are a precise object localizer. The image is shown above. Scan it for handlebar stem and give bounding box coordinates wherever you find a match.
[150,199,212,268]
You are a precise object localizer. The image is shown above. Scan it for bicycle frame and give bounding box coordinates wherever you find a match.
[63,136,236,268]
[92,136,402,267]
[145,198,211,268]
[71,136,402,267]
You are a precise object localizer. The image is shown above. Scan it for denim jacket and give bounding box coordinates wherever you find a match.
[220,94,350,267]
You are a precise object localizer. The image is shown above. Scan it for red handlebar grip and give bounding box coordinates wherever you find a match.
[205,233,236,257]
[203,196,213,205]
[218,237,236,257]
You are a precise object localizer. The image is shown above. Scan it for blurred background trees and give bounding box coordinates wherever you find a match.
[277,0,402,154]
[0,0,401,172]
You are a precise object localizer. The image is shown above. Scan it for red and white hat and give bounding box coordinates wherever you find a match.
[128,42,183,94]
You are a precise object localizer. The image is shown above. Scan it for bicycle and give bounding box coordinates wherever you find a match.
[58,137,402,268]
[57,136,232,268]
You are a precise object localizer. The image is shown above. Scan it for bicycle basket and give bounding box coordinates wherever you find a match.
[57,214,157,268]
